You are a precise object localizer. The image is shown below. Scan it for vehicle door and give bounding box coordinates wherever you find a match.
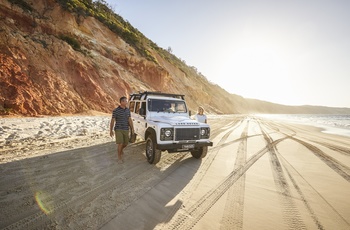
[132,101,142,136]
[134,101,148,138]
[137,101,147,137]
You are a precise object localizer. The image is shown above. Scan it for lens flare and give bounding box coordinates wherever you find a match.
[35,191,53,215]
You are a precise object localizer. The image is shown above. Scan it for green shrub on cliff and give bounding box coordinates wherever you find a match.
[59,34,81,51]
[56,0,157,62]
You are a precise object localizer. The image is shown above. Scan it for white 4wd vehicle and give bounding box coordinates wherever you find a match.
[129,91,213,164]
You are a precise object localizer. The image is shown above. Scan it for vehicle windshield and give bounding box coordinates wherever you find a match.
[148,99,187,113]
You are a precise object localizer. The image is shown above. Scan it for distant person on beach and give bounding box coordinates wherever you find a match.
[194,106,207,123]
[110,96,134,163]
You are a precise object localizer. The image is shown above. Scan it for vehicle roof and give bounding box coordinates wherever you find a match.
[146,96,184,101]
[130,91,185,101]
[130,95,184,101]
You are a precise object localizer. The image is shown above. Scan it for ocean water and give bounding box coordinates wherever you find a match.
[257,114,350,137]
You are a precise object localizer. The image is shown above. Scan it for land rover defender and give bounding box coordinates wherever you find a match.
[129,91,213,164]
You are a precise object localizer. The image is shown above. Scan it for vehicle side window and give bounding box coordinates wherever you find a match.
[129,101,135,113]
[140,102,146,116]
[148,99,158,111]
[135,102,140,114]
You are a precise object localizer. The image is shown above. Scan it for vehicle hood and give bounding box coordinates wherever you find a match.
[150,115,199,126]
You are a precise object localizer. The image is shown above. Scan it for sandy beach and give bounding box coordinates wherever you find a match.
[1,115,349,229]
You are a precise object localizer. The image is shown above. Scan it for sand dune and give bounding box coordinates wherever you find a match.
[1,115,349,229]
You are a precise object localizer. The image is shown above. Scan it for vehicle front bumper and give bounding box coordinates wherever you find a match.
[156,141,213,151]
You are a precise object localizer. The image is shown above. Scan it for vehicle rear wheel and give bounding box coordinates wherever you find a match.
[146,136,161,164]
[191,146,208,159]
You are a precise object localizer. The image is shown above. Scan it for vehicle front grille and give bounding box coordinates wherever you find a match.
[175,128,200,141]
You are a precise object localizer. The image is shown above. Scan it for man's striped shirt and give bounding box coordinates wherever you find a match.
[112,106,131,130]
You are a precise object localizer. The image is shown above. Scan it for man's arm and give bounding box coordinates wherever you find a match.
[110,117,115,137]
[128,117,134,133]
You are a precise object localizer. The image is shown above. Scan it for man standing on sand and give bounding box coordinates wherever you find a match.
[110,96,134,163]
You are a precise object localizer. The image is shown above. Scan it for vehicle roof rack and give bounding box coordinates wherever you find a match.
[130,91,185,100]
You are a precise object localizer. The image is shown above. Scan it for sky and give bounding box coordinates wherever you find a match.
[105,0,350,108]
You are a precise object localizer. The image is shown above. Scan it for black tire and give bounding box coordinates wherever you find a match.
[146,135,161,164]
[191,146,208,159]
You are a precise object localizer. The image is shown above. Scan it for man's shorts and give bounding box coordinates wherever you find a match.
[115,130,129,145]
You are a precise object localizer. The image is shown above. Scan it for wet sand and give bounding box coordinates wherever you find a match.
[1,115,349,229]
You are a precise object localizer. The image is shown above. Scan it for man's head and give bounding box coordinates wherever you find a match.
[120,96,128,107]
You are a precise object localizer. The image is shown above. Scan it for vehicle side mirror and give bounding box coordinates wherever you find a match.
[189,110,192,116]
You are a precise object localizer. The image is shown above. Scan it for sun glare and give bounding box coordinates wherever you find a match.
[218,39,303,105]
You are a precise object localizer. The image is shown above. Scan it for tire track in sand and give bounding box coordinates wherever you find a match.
[259,117,350,171]
[259,122,306,230]
[307,140,350,156]
[262,121,350,228]
[278,151,350,229]
[164,134,289,229]
[277,154,326,230]
[259,119,350,229]
[157,121,240,230]
[290,137,350,182]
[220,120,249,230]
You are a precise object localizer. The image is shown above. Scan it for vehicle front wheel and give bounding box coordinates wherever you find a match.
[146,136,161,164]
[191,146,208,159]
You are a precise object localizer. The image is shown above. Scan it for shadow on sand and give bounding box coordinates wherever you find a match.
[101,155,202,230]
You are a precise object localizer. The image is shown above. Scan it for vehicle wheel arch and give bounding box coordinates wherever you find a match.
[145,127,156,140]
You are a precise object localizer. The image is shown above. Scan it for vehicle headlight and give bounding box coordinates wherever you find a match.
[165,130,172,137]
[200,128,210,139]
[161,128,174,141]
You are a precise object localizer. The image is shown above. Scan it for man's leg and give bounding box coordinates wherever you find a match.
[115,130,124,163]
[118,144,124,162]
[121,130,129,162]
[117,130,129,162]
